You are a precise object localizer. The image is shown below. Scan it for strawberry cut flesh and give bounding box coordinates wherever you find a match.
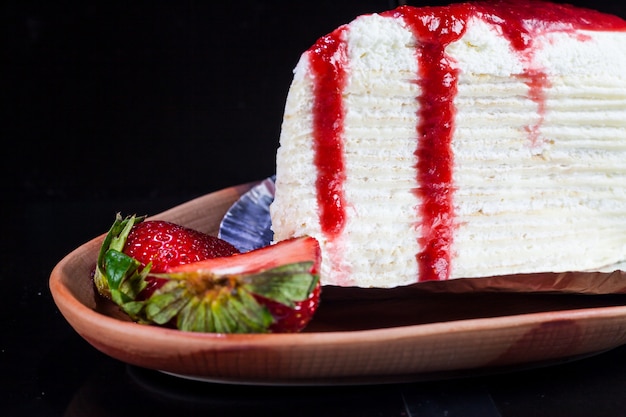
[168,236,320,276]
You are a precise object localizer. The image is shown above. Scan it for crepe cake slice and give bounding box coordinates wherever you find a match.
[270,1,626,288]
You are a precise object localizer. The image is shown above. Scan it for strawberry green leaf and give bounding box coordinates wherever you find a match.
[223,289,274,332]
[177,297,205,332]
[241,262,318,307]
[211,295,239,333]
[136,279,276,333]
[94,213,145,298]
[104,250,138,291]
[120,301,146,319]
[143,282,189,325]
[102,249,150,306]
[110,214,141,253]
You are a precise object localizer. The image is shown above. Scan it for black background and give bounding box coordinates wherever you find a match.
[3,1,626,416]
[4,0,626,202]
[4,0,398,204]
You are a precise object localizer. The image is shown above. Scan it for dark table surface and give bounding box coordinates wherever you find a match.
[3,1,626,416]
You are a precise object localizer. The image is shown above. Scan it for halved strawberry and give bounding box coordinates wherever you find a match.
[94,214,321,333]
[167,237,322,333]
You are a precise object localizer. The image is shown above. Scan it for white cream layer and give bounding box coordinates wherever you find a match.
[271,13,626,288]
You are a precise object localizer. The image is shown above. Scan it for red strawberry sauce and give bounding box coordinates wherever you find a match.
[306,1,626,282]
[308,27,349,238]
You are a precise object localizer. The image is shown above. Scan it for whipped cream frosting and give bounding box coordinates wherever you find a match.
[270,1,626,287]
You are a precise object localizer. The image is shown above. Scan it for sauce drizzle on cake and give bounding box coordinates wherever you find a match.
[272,1,626,287]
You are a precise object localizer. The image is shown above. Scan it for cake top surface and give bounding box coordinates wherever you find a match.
[306,1,626,57]
[390,1,626,49]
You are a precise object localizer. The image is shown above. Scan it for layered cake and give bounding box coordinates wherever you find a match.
[269,1,626,288]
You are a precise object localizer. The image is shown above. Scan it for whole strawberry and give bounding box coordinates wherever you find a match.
[94,214,321,334]
[124,220,240,272]
[93,215,239,301]
[123,219,240,299]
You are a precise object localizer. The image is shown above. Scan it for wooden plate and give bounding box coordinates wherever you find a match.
[49,182,626,385]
